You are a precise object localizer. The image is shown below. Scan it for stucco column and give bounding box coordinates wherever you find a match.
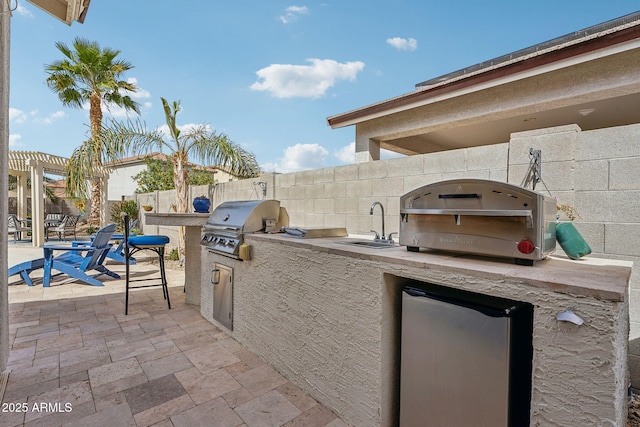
[28,159,45,247]
[355,133,380,163]
[16,172,28,219]
[1,0,11,375]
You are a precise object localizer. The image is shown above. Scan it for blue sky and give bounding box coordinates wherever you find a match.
[8,1,640,173]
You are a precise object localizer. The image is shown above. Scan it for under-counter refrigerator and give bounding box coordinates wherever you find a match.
[400,285,533,427]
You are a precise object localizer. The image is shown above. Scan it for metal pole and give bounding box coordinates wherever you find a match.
[0,0,13,374]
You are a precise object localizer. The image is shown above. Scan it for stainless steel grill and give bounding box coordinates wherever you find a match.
[200,200,281,258]
[399,179,557,265]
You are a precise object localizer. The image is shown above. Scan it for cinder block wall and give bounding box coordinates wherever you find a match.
[136,122,640,385]
[509,123,640,386]
[213,143,509,238]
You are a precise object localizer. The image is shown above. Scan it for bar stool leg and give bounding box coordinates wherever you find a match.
[158,247,171,309]
[125,245,131,316]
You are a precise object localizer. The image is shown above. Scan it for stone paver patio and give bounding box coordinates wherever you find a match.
[3,244,347,427]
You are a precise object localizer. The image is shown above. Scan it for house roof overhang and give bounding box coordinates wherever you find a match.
[327,12,640,131]
[26,0,91,25]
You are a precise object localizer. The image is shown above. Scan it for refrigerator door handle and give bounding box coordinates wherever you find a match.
[403,287,517,318]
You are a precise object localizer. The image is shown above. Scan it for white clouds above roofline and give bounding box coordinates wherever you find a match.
[280,5,310,24]
[250,58,365,99]
[387,37,418,51]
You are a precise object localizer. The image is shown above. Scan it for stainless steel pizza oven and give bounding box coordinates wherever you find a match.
[200,200,281,259]
[399,179,556,265]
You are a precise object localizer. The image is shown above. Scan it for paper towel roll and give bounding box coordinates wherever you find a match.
[239,243,252,261]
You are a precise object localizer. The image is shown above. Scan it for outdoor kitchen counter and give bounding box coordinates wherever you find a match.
[145,213,209,305]
[202,232,632,427]
[247,233,630,302]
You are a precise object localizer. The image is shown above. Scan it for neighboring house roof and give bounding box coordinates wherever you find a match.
[327,11,640,156]
[106,152,232,175]
[46,179,67,198]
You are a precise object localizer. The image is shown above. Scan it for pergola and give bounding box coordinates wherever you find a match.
[8,151,108,246]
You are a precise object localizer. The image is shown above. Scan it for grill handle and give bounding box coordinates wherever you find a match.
[401,208,532,217]
[211,268,220,285]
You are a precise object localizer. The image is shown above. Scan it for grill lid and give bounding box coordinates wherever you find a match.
[203,200,281,234]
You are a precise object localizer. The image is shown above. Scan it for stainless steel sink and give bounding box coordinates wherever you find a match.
[337,240,396,249]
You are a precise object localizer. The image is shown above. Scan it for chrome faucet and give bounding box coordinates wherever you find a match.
[370,201,386,241]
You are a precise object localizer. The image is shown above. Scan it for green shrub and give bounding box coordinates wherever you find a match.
[168,248,179,261]
[110,200,139,232]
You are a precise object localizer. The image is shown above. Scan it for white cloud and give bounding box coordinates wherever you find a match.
[9,108,27,124]
[334,141,406,164]
[126,78,151,100]
[100,78,151,117]
[10,107,66,124]
[334,142,355,163]
[280,5,309,23]
[41,110,66,124]
[387,37,418,51]
[262,143,328,173]
[250,58,365,99]
[9,134,23,147]
[15,4,32,17]
[157,123,212,136]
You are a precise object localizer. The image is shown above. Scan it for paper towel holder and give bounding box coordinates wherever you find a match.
[556,308,584,325]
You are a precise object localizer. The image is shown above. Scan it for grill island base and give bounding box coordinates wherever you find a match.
[201,233,631,427]
[144,213,210,305]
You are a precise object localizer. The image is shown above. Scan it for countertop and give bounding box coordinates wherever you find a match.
[246,233,632,302]
[144,212,210,226]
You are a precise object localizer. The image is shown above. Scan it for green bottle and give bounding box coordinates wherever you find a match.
[556,222,591,260]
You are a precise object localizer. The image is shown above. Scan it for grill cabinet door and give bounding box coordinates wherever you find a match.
[212,263,233,330]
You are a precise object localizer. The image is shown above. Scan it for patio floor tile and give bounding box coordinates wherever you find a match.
[183,341,241,374]
[235,390,301,427]
[139,352,194,381]
[171,396,244,427]
[4,248,346,427]
[235,364,289,398]
[123,374,187,415]
[175,366,242,405]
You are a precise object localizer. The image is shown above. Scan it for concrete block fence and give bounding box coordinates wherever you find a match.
[133,122,640,386]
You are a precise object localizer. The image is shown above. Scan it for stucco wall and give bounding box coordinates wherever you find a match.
[141,122,640,387]
[257,123,640,387]
[107,163,147,201]
[201,236,629,426]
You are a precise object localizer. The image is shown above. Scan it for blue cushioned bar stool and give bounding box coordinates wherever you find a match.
[123,215,171,315]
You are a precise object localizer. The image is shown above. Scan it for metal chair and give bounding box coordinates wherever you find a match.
[44,213,64,238]
[8,214,31,243]
[46,214,80,241]
[123,215,171,314]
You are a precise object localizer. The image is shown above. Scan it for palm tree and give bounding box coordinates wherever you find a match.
[102,97,260,255]
[45,37,140,225]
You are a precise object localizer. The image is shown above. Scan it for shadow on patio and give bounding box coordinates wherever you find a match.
[4,245,347,427]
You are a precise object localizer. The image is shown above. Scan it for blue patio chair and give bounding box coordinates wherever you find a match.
[123,215,171,314]
[104,219,138,264]
[8,223,120,287]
